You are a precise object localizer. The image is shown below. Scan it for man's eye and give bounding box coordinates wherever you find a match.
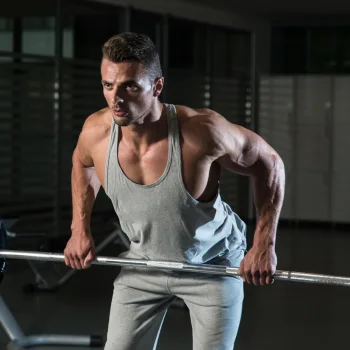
[104,83,112,89]
[126,84,139,92]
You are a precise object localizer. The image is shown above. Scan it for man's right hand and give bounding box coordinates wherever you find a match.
[64,233,95,270]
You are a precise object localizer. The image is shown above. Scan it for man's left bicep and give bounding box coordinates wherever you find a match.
[216,124,281,177]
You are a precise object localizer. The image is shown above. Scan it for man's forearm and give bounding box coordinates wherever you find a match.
[252,154,285,248]
[71,159,100,236]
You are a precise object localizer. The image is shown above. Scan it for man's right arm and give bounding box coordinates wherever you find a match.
[64,128,101,269]
[71,140,101,236]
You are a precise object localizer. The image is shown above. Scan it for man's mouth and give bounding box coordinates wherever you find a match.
[113,109,128,117]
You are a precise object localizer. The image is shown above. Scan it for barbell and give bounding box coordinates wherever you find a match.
[1,223,350,287]
[1,249,350,287]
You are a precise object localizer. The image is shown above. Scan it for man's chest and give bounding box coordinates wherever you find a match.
[94,136,220,202]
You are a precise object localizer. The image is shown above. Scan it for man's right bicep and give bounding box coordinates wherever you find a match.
[73,133,94,168]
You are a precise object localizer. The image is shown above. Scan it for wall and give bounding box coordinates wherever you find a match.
[272,15,350,27]
[91,0,271,74]
[0,30,73,57]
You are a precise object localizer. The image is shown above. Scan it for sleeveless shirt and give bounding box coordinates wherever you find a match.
[105,103,246,263]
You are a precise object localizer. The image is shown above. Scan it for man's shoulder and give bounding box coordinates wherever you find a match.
[83,107,110,129]
[175,104,221,122]
[176,105,227,138]
[175,105,230,157]
[176,106,225,132]
[78,108,111,147]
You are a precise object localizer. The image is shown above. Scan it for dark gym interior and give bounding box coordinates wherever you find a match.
[1,0,350,349]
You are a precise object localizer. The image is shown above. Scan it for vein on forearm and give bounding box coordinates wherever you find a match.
[71,163,100,231]
[252,153,285,245]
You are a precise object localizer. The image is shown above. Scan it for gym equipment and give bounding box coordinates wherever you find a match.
[1,223,350,287]
[3,250,350,286]
[23,221,130,293]
[1,219,129,293]
[0,298,102,349]
[0,222,105,349]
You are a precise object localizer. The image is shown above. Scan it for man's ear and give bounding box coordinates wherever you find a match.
[153,77,164,97]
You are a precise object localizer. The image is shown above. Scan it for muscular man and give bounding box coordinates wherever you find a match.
[64,32,285,350]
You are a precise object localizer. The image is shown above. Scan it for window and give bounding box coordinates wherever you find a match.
[212,26,251,78]
[168,17,195,70]
[0,18,13,55]
[130,9,163,52]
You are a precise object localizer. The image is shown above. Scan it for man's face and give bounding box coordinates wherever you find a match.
[101,59,162,126]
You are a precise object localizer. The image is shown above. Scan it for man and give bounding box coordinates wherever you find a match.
[64,32,285,350]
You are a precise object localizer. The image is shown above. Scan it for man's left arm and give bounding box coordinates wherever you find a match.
[206,115,285,286]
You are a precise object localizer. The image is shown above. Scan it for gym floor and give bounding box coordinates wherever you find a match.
[1,224,350,350]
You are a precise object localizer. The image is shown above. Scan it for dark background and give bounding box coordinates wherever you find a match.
[1,1,350,349]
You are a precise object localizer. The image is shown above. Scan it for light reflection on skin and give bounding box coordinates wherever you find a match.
[100,59,163,127]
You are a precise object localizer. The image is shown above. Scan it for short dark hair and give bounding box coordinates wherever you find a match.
[102,32,162,82]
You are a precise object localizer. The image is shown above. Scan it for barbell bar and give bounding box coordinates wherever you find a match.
[1,249,350,287]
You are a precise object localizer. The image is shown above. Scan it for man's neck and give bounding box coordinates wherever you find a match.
[121,101,167,151]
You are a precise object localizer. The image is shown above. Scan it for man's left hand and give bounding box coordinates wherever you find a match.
[238,244,277,285]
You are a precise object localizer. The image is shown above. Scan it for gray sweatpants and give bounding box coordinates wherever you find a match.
[104,250,244,350]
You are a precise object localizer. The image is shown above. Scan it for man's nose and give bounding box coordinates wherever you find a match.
[112,91,124,106]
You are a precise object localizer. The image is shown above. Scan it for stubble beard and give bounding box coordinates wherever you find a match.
[111,109,144,127]
[112,116,132,126]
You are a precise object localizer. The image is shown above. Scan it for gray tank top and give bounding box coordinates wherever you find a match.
[105,103,246,263]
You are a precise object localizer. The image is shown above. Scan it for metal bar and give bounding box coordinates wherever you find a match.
[14,334,103,348]
[53,0,64,238]
[1,250,350,287]
[0,50,55,62]
[328,77,335,223]
[0,296,25,341]
[292,77,298,223]
[11,17,22,204]
[57,229,120,287]
[124,5,131,32]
